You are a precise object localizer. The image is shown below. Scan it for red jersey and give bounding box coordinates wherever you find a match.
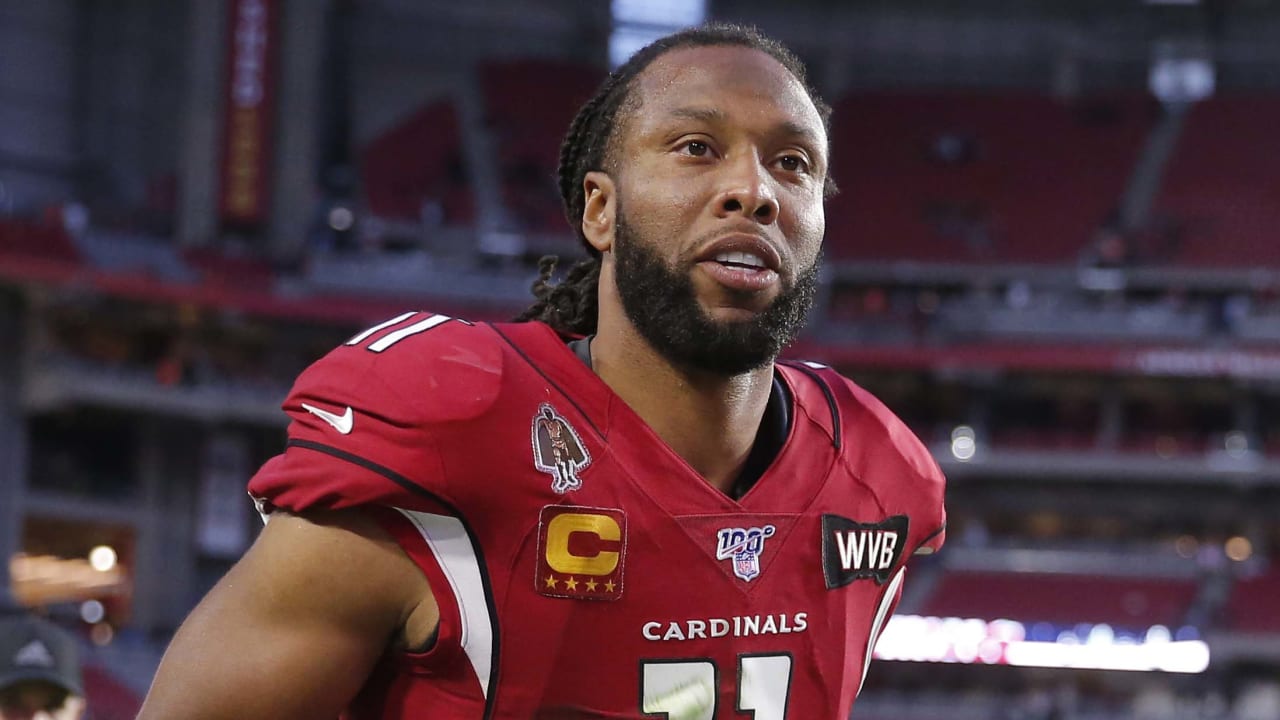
[248,313,946,719]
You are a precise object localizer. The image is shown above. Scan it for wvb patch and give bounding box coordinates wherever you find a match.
[531,403,590,493]
[822,514,909,588]
[715,524,776,582]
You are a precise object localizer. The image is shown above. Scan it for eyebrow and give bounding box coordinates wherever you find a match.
[665,106,825,152]
[668,106,727,124]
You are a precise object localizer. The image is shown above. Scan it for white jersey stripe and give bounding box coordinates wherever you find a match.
[857,567,905,697]
[369,314,452,353]
[346,312,418,346]
[396,508,494,699]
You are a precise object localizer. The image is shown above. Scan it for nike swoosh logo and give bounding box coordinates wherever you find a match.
[300,403,354,435]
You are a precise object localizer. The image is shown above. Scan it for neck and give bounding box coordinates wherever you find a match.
[591,296,774,494]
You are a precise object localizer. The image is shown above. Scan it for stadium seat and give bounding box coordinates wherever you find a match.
[480,59,603,232]
[182,247,276,290]
[0,218,81,264]
[826,91,1154,265]
[1150,94,1280,268]
[920,570,1199,627]
[360,101,473,224]
[1225,567,1280,633]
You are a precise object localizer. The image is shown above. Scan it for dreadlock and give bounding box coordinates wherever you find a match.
[512,254,601,334]
[515,22,833,336]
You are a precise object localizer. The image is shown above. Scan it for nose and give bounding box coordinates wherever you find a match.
[714,155,779,225]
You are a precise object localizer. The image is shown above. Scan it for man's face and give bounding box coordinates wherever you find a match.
[613,202,819,375]
[605,45,828,374]
[0,681,78,720]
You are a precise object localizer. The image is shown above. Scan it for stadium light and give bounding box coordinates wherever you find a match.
[1224,430,1250,457]
[950,426,977,462]
[609,0,706,68]
[89,545,117,572]
[1225,536,1252,562]
[80,599,106,624]
[874,615,1211,674]
[1149,40,1215,105]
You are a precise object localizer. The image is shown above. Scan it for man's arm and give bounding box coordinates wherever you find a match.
[138,509,437,720]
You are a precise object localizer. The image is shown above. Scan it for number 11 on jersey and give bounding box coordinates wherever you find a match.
[641,654,792,719]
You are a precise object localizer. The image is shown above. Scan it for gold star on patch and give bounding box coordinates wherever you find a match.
[585,579,598,592]
[564,577,579,591]
[544,575,558,589]
[604,579,616,593]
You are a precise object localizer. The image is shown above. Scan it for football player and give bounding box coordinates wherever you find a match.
[140,23,945,719]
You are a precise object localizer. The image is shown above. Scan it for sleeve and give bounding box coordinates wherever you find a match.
[914,499,946,556]
[247,314,508,679]
[893,422,946,558]
[858,567,907,697]
[248,312,502,516]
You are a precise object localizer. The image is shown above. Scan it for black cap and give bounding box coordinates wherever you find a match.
[0,615,83,696]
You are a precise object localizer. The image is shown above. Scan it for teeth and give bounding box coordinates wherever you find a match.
[713,251,766,268]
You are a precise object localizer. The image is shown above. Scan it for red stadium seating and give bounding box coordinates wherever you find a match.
[480,59,604,232]
[920,570,1198,627]
[0,218,81,264]
[360,101,473,224]
[1150,94,1280,268]
[183,247,275,290]
[1118,431,1210,457]
[1225,567,1280,633]
[826,92,1154,264]
[988,427,1098,451]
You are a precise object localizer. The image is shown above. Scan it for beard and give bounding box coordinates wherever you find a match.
[611,206,820,376]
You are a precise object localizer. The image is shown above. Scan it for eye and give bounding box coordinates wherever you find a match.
[678,140,713,158]
[776,154,809,173]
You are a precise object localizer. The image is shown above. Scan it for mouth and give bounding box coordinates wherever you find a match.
[694,233,783,293]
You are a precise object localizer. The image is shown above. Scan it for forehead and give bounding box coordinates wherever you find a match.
[627,45,825,144]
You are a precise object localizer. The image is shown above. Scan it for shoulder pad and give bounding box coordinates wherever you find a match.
[305,312,505,425]
[249,313,505,514]
[786,361,947,553]
[790,362,940,482]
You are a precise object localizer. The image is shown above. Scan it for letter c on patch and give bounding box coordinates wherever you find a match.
[545,512,621,576]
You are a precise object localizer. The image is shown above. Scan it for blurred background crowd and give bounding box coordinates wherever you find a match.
[2,0,1280,718]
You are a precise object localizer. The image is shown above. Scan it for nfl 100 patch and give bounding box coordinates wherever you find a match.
[715,524,777,582]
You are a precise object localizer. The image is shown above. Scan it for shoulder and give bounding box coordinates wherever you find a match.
[781,360,946,549]
[296,311,507,426]
[249,312,514,513]
[782,361,939,480]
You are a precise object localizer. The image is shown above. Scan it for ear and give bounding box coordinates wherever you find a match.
[581,171,617,254]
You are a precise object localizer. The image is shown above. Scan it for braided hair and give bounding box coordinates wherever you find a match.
[515,23,832,336]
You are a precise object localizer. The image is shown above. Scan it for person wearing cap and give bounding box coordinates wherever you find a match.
[0,614,85,720]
